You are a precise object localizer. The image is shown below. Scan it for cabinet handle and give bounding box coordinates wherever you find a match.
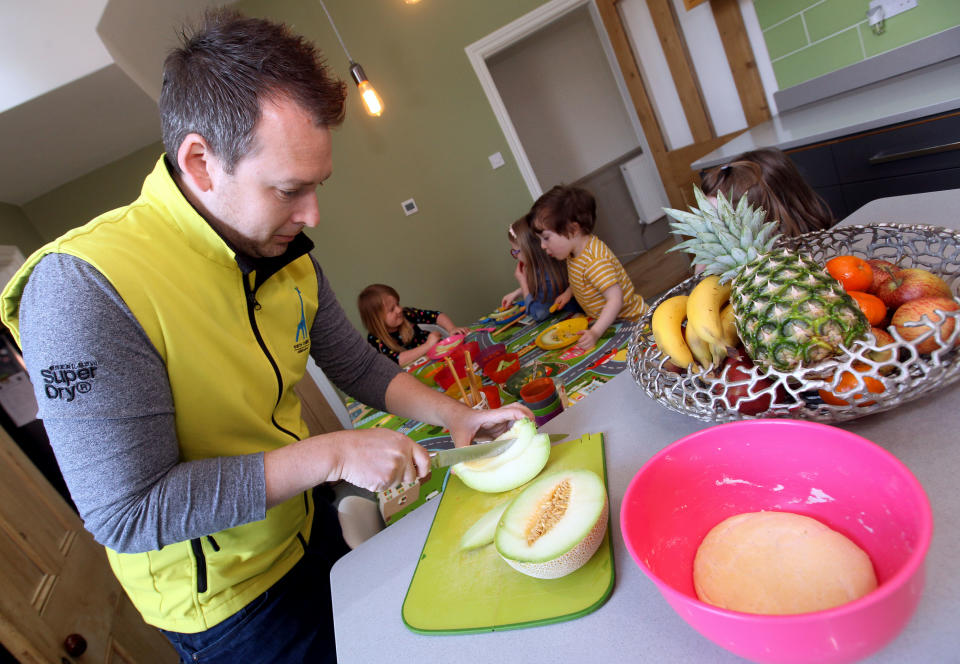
[869,141,960,165]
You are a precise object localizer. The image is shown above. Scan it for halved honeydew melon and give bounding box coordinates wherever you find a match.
[450,419,549,493]
[459,500,511,551]
[495,469,608,579]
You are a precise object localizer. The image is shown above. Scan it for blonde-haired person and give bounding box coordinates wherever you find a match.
[359,284,469,365]
[700,148,834,237]
[500,215,579,322]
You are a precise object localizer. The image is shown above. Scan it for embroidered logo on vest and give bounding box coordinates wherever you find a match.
[40,361,98,402]
[294,287,310,354]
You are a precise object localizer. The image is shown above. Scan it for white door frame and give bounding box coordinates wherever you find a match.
[465,0,652,201]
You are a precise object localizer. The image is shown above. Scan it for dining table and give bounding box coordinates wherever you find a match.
[343,310,636,525]
[330,189,960,663]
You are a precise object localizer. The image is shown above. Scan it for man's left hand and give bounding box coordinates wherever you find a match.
[447,403,533,448]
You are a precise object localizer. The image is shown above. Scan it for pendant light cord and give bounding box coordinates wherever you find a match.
[317,0,353,63]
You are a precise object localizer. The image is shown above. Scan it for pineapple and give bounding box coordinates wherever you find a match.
[664,187,868,372]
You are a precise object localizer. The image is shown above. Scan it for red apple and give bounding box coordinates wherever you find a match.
[715,351,772,415]
[891,296,959,354]
[875,267,953,309]
[867,259,899,295]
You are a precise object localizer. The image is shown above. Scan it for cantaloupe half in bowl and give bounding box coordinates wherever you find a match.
[451,418,550,493]
[495,469,608,579]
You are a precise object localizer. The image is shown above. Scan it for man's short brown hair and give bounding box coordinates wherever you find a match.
[160,9,347,174]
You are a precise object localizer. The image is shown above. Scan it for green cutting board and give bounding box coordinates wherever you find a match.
[402,433,614,634]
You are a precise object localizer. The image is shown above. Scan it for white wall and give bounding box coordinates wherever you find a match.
[486,4,640,187]
[0,0,111,113]
[617,0,778,150]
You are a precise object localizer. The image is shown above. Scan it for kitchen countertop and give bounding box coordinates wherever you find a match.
[329,190,960,663]
[691,57,960,171]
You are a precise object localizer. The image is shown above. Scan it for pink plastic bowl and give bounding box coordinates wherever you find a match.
[620,420,932,664]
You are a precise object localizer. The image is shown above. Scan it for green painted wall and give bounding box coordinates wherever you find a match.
[22,142,167,248]
[233,0,547,329]
[0,202,43,256]
[753,0,960,89]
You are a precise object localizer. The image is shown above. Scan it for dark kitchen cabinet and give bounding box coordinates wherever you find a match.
[785,110,960,222]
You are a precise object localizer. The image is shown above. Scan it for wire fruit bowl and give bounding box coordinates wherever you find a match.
[627,223,960,424]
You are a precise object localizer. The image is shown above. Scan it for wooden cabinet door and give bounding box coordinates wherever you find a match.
[0,428,176,663]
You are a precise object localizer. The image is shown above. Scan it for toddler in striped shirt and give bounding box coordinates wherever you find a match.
[530,185,647,351]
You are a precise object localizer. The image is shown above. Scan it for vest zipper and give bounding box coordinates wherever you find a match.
[242,274,299,441]
[190,538,208,594]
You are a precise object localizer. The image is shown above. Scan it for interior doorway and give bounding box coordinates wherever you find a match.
[466,0,672,265]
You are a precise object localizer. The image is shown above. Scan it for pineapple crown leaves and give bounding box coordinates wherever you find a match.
[663,186,782,283]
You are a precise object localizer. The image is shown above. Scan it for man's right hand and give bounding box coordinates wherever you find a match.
[332,428,432,492]
[264,428,432,508]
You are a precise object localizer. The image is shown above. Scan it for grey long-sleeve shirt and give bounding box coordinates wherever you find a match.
[18,252,399,553]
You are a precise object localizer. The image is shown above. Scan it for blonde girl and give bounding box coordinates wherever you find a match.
[358,284,468,365]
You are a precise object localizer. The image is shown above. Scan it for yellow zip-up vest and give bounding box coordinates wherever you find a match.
[1,157,320,632]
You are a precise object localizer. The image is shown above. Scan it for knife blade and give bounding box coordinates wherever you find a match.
[430,433,569,470]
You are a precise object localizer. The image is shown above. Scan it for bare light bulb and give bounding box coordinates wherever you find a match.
[350,63,384,117]
[357,80,384,117]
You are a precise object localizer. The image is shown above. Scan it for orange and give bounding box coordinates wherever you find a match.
[826,255,873,292]
[818,363,885,407]
[847,290,887,325]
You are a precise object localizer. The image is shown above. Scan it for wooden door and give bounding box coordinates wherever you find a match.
[596,0,771,208]
[0,427,176,663]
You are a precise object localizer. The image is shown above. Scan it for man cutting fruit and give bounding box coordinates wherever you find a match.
[0,10,529,664]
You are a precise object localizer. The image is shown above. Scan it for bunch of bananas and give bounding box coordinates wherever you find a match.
[651,276,740,372]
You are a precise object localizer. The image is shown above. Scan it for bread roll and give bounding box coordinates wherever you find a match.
[693,511,877,615]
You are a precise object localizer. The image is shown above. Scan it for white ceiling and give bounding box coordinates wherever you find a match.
[0,0,230,206]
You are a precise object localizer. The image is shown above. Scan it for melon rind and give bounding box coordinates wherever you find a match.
[451,419,550,494]
[459,500,511,551]
[495,469,608,579]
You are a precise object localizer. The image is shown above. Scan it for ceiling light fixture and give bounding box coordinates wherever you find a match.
[317,0,384,117]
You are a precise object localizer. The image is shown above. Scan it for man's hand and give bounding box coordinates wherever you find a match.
[330,429,432,492]
[445,402,533,448]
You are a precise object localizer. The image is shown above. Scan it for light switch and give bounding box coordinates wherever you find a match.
[401,198,418,216]
[488,152,505,169]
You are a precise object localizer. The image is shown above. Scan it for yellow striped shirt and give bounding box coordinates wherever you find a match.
[567,235,646,321]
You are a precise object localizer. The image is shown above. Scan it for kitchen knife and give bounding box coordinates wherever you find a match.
[429,433,568,470]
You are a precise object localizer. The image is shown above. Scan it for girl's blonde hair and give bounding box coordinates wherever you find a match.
[509,215,568,301]
[700,148,833,237]
[358,284,413,353]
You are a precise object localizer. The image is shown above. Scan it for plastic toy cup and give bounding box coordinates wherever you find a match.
[480,384,502,409]
[476,343,507,368]
[483,352,520,383]
[434,361,468,391]
[519,377,564,426]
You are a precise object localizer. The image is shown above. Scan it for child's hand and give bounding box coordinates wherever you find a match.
[552,290,572,311]
[425,331,442,347]
[574,327,601,352]
[513,260,526,282]
[501,288,521,310]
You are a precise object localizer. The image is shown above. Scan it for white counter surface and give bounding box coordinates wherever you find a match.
[330,191,960,663]
[692,57,960,171]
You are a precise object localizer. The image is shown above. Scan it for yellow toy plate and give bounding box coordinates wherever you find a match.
[536,316,588,350]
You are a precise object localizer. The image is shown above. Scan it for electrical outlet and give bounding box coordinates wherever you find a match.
[868,0,917,25]
[401,198,418,216]
[488,152,505,169]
